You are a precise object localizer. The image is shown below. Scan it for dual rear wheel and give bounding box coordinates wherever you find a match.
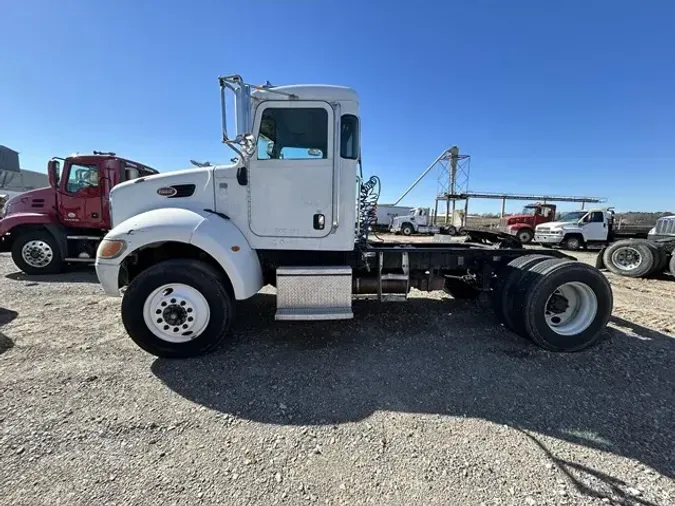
[493,255,613,351]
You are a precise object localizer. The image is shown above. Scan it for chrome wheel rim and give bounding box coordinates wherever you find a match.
[142,283,210,343]
[544,281,598,336]
[21,240,54,268]
[611,246,642,271]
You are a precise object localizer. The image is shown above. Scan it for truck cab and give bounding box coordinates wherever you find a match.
[499,203,557,244]
[0,153,157,273]
[389,207,430,235]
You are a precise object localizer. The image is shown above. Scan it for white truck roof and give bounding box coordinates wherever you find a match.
[252,85,359,102]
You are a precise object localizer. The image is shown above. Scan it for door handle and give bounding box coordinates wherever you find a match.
[236,166,248,186]
[313,214,325,230]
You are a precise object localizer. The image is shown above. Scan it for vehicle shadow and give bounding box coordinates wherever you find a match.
[0,307,18,355]
[151,293,675,480]
[5,267,98,284]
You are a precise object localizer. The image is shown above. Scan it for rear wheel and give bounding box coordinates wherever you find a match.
[603,240,655,278]
[11,230,63,275]
[493,254,554,332]
[121,259,234,357]
[517,228,534,244]
[521,261,613,351]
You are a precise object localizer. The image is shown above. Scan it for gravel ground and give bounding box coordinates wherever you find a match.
[1,248,674,506]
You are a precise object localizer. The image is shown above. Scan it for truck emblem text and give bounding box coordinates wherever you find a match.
[157,187,177,197]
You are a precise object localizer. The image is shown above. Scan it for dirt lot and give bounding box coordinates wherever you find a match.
[1,248,674,506]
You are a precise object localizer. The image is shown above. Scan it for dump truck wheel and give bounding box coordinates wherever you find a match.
[443,278,479,299]
[121,259,233,358]
[603,240,655,278]
[11,230,64,275]
[493,254,553,332]
[521,261,613,352]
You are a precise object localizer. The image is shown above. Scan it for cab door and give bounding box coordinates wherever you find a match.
[581,211,607,241]
[57,161,105,228]
[247,101,334,238]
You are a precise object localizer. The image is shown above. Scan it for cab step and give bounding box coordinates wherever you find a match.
[275,266,353,321]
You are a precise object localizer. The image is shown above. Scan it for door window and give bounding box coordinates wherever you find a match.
[589,211,604,223]
[256,108,328,160]
[66,163,99,193]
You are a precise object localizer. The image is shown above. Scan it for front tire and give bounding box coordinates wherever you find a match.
[401,224,414,236]
[121,259,234,357]
[11,230,63,275]
[562,235,583,251]
[517,228,534,244]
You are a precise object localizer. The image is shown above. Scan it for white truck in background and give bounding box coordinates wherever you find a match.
[534,208,652,251]
[374,204,412,231]
[94,73,613,358]
[389,207,459,236]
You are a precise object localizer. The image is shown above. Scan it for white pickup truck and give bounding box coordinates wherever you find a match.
[535,208,652,251]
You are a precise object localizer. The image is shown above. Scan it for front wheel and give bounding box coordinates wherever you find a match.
[121,259,234,357]
[401,224,414,236]
[517,228,534,244]
[563,235,583,251]
[11,230,64,275]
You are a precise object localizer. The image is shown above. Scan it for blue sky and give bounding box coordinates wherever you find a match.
[1,0,674,213]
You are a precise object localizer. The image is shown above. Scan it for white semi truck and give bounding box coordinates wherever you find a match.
[95,74,613,358]
[389,207,458,235]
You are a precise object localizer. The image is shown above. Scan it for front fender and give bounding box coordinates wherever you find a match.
[101,208,263,300]
[0,212,54,235]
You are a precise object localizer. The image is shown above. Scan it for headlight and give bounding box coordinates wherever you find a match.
[97,239,126,259]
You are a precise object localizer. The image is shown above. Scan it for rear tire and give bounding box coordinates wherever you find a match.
[522,261,613,352]
[493,254,554,332]
[11,230,63,275]
[517,228,534,244]
[603,240,655,278]
[121,259,234,358]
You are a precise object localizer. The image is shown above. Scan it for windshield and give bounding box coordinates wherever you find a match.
[520,206,537,216]
[559,211,587,222]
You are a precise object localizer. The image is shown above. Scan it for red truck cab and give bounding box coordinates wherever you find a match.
[0,152,157,274]
[499,203,557,244]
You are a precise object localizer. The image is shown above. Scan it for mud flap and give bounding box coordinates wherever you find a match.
[596,247,606,270]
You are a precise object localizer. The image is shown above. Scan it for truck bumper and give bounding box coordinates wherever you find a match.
[95,260,122,297]
[534,233,563,245]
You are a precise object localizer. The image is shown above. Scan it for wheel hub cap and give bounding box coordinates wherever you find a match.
[544,282,598,336]
[611,247,642,271]
[21,240,53,268]
[143,284,210,343]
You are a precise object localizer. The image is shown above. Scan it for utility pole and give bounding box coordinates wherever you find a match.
[448,146,459,226]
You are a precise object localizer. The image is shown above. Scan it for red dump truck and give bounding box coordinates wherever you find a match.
[498,203,557,244]
[0,152,157,274]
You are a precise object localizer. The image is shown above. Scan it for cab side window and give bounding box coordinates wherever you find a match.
[66,163,99,193]
[256,108,328,160]
[590,211,604,223]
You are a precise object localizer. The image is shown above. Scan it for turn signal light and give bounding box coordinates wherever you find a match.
[97,239,126,259]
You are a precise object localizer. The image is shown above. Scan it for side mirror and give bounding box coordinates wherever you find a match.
[47,160,60,188]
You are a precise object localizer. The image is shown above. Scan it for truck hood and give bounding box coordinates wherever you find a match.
[536,220,580,231]
[110,167,216,227]
[3,187,54,216]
